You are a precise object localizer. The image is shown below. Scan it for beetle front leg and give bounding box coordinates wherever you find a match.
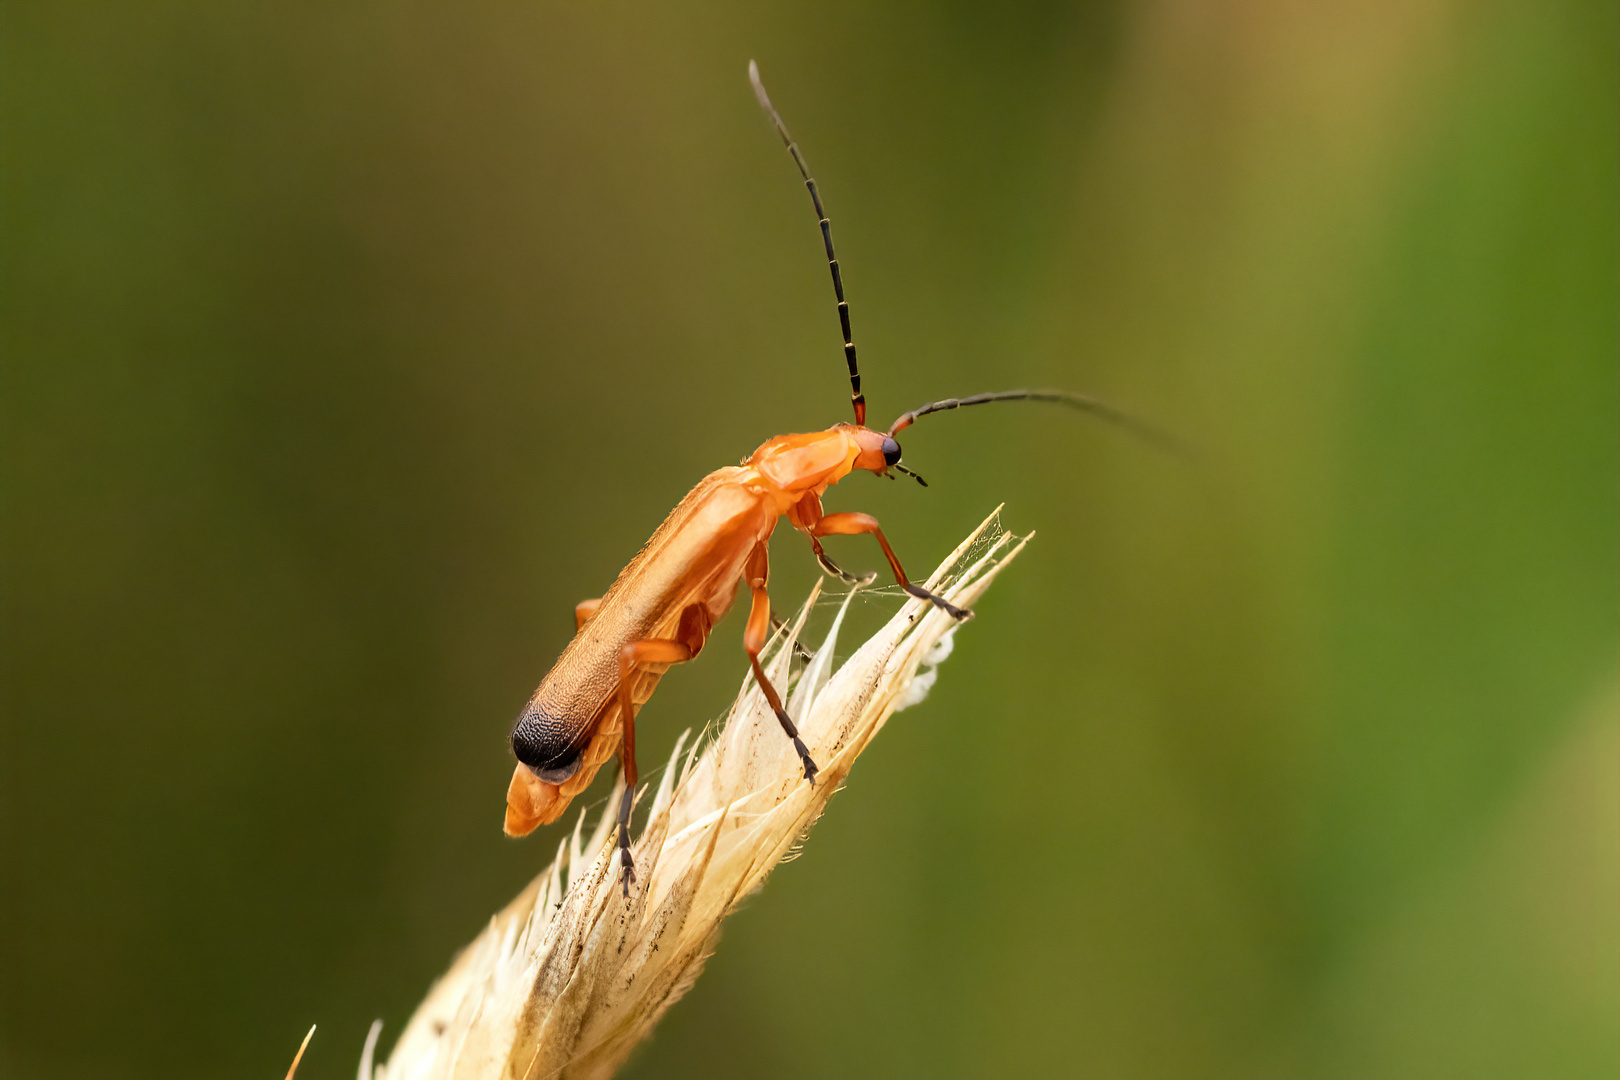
[743,543,819,784]
[614,638,693,895]
[812,512,973,621]
[789,490,874,586]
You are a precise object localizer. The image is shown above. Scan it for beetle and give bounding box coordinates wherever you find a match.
[504,62,1165,890]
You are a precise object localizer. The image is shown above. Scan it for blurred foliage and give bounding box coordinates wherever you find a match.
[2,3,1614,1079]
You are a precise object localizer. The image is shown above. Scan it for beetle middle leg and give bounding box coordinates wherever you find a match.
[744,542,819,784]
[613,636,694,894]
[812,511,973,621]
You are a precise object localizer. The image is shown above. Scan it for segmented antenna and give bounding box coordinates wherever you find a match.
[887,390,1188,458]
[749,60,866,427]
[893,463,929,486]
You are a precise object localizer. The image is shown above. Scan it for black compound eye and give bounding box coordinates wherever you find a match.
[881,436,902,466]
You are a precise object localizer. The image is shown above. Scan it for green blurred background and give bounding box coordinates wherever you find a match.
[3,2,1615,1078]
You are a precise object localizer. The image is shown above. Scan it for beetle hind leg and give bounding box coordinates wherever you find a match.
[744,542,820,784]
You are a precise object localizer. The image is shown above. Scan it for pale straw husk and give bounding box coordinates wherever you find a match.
[361,508,1028,1080]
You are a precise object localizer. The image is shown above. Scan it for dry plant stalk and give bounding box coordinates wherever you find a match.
[363,509,1027,1080]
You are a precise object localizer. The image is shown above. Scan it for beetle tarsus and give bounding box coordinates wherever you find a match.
[903,582,973,621]
[814,545,876,587]
[617,784,638,896]
[792,736,819,784]
[766,700,819,784]
[769,609,815,663]
[619,844,636,897]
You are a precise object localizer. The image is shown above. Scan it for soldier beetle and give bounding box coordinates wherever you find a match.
[505,62,1167,891]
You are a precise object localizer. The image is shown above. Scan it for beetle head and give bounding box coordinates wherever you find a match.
[851,427,903,474]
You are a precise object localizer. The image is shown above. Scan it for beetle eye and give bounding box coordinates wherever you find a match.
[881,436,902,466]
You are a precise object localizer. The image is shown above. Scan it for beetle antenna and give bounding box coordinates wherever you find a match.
[750,60,866,428]
[887,389,1189,458]
[893,463,929,486]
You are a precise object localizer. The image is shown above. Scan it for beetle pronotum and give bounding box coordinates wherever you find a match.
[505,62,1166,892]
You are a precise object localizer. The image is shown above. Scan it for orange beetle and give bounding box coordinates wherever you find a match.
[506,63,1159,891]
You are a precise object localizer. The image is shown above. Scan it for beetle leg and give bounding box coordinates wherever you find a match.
[769,609,814,663]
[744,543,819,784]
[574,599,602,631]
[614,638,693,895]
[808,537,878,586]
[787,495,874,586]
[812,512,974,621]
[791,492,877,586]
